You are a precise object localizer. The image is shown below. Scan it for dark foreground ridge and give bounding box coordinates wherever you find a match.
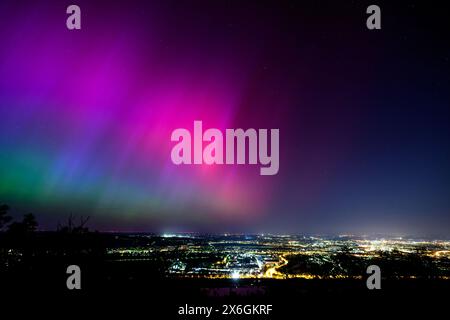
[1,208,449,315]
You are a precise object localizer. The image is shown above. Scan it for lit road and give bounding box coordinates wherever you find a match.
[263,255,288,278]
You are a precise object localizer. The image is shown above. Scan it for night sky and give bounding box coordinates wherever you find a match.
[0,1,449,236]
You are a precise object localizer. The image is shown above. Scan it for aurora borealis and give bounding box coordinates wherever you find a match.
[0,1,449,235]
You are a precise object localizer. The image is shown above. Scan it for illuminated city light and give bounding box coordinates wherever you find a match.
[101,234,450,280]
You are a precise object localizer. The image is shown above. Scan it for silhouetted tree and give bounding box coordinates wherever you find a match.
[0,204,12,230]
[57,214,90,234]
[23,213,38,232]
[8,213,38,234]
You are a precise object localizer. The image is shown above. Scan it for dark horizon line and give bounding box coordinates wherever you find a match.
[20,229,450,240]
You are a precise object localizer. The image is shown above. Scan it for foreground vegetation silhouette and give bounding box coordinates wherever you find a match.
[1,202,449,303]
